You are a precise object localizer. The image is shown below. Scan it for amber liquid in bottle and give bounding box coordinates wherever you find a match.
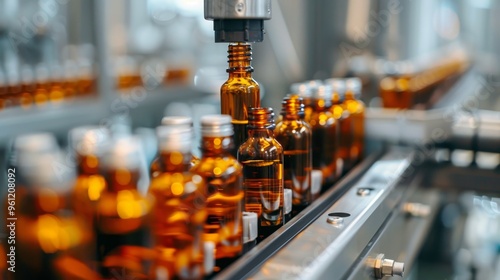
[12,153,97,280]
[329,85,352,173]
[310,86,338,188]
[238,108,284,239]
[275,96,312,213]
[344,78,365,164]
[96,140,153,279]
[149,149,206,280]
[220,43,260,157]
[191,115,243,271]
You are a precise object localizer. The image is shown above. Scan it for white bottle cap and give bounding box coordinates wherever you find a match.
[200,114,233,137]
[311,169,323,197]
[284,189,292,215]
[69,126,110,156]
[101,136,143,170]
[243,212,258,243]
[156,126,192,153]
[161,116,193,127]
[204,241,215,276]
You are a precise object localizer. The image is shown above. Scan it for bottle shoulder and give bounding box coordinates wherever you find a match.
[238,136,283,161]
[275,120,312,135]
[191,156,243,177]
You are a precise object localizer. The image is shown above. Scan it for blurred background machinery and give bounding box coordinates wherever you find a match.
[0,0,499,279]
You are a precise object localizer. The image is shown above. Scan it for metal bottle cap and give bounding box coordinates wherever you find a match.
[101,136,143,170]
[243,212,258,243]
[325,78,346,97]
[161,116,193,127]
[290,83,312,99]
[156,126,193,153]
[345,77,362,98]
[69,126,110,156]
[201,114,234,137]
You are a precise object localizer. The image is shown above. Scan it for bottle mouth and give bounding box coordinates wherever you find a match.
[248,107,275,129]
[227,43,253,73]
[281,95,305,117]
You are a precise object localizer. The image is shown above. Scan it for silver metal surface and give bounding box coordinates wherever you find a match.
[374,254,405,279]
[326,216,344,225]
[249,149,414,280]
[204,0,271,19]
[348,183,440,280]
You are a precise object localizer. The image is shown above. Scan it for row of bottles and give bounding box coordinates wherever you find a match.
[379,54,469,109]
[115,56,191,91]
[0,61,96,111]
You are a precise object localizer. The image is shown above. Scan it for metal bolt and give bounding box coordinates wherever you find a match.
[403,202,431,217]
[373,254,405,279]
[327,216,343,225]
[357,188,373,196]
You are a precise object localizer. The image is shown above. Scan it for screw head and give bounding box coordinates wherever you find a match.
[327,216,343,225]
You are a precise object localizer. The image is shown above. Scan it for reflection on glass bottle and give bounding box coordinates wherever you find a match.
[70,126,110,226]
[290,83,313,122]
[238,108,284,239]
[191,115,243,272]
[10,135,97,279]
[310,85,338,189]
[150,116,194,179]
[220,43,260,157]
[326,78,352,173]
[344,78,365,164]
[96,137,153,279]
[149,127,207,280]
[274,96,312,214]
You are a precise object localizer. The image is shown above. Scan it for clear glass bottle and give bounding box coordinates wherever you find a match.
[190,115,243,271]
[148,126,207,280]
[220,43,260,157]
[309,85,339,188]
[96,137,153,279]
[344,78,365,164]
[150,116,194,179]
[274,95,312,213]
[11,138,97,279]
[70,126,110,225]
[326,78,352,173]
[238,107,284,239]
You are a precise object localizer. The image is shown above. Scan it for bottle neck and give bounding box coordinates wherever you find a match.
[159,151,192,173]
[104,168,140,192]
[312,98,331,111]
[77,154,100,175]
[227,43,253,78]
[248,127,274,138]
[200,135,234,157]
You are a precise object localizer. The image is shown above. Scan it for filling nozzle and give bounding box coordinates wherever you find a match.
[204,0,272,43]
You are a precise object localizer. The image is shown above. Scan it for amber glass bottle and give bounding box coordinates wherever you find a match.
[19,66,34,109]
[191,115,243,271]
[274,96,312,213]
[11,139,97,279]
[220,43,260,157]
[34,65,50,106]
[96,137,153,279]
[290,83,313,122]
[310,85,338,188]
[70,126,110,225]
[238,108,284,239]
[149,127,207,280]
[325,78,352,173]
[150,116,194,179]
[344,78,365,164]
[0,71,7,110]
